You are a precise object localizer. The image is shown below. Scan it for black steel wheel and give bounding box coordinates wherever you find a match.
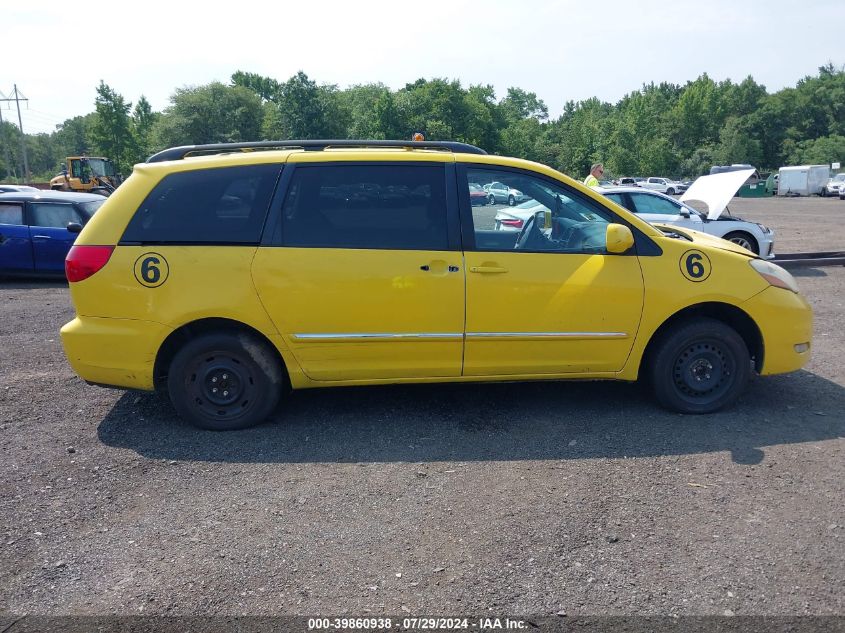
[167,332,283,431]
[649,318,750,414]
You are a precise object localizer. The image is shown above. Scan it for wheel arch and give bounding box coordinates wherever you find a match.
[154,317,290,392]
[639,302,764,377]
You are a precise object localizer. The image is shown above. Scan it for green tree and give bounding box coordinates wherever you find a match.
[231,70,282,102]
[713,116,762,167]
[90,81,134,172]
[499,87,548,123]
[131,95,159,162]
[263,71,348,139]
[784,134,845,165]
[152,82,263,148]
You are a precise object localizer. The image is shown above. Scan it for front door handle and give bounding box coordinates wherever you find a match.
[32,235,52,240]
[469,266,508,274]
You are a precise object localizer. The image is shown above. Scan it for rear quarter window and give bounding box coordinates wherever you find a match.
[121,164,280,244]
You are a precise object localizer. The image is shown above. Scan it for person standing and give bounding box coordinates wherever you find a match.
[583,163,604,187]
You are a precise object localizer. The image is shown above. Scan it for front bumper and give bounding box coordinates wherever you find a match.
[60,316,173,390]
[742,286,813,375]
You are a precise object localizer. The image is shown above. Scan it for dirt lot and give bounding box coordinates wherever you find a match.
[1,196,843,621]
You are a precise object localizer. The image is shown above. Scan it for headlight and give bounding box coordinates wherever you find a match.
[750,259,799,293]
[755,222,773,234]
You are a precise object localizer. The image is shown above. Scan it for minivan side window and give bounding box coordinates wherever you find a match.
[467,167,613,254]
[280,164,448,250]
[121,164,280,244]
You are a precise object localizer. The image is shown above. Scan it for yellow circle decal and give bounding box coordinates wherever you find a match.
[680,249,711,282]
[133,252,170,288]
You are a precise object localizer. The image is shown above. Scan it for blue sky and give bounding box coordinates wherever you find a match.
[2,0,841,135]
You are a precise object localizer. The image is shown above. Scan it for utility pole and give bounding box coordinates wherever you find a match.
[0,85,30,181]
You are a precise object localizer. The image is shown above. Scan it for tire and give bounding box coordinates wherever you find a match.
[666,187,675,195]
[649,318,750,414]
[508,194,515,206]
[723,231,759,255]
[167,332,283,431]
[488,194,496,206]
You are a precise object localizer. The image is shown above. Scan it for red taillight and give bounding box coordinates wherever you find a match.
[501,218,524,228]
[65,245,115,282]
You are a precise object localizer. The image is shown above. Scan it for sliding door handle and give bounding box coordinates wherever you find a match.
[469,266,508,274]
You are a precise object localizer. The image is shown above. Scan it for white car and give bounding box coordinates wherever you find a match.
[825,173,845,197]
[640,177,684,195]
[493,199,548,231]
[597,169,775,258]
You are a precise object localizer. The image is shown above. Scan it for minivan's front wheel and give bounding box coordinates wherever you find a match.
[167,332,282,430]
[649,318,750,414]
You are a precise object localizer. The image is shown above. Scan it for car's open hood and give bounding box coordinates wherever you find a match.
[680,169,754,220]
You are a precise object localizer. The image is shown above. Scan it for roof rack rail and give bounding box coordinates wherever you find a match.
[147,139,487,163]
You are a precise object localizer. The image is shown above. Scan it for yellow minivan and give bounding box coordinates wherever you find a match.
[60,140,812,430]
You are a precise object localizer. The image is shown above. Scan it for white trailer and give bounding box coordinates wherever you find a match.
[777,165,831,196]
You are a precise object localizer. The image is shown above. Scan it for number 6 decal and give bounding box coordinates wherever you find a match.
[680,249,711,282]
[134,252,170,288]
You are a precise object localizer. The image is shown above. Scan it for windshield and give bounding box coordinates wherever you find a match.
[833,173,845,182]
[78,199,106,218]
[85,158,116,177]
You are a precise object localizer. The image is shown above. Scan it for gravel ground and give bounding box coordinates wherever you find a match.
[0,196,843,619]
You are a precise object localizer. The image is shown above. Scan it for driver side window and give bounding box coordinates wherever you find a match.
[465,167,613,254]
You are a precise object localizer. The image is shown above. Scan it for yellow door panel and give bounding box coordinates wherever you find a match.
[252,248,465,381]
[464,251,644,375]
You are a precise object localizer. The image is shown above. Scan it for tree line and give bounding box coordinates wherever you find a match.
[1,64,843,183]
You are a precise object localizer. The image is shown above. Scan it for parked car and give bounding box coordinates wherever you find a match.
[59,139,811,430]
[483,181,529,206]
[640,177,685,195]
[468,182,489,206]
[616,177,644,187]
[0,185,39,193]
[597,170,775,258]
[0,191,106,277]
[825,173,845,197]
[493,199,548,231]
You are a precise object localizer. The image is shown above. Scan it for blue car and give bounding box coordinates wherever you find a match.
[0,191,106,277]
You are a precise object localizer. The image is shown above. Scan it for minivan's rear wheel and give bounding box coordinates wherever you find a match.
[649,318,750,414]
[167,332,282,431]
[723,231,759,254]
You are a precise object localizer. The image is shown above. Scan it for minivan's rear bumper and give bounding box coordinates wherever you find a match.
[742,286,813,375]
[61,316,172,390]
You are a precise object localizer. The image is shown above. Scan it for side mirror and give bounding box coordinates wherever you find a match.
[680,209,691,218]
[66,222,83,234]
[606,223,635,254]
